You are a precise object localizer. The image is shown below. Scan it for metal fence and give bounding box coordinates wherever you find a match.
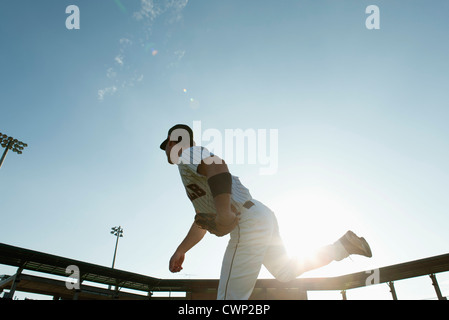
[0,243,448,300]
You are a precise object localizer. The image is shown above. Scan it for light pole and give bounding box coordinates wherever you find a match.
[110,226,124,269]
[0,132,28,169]
[109,226,123,294]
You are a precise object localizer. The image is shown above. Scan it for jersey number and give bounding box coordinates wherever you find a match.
[186,184,206,201]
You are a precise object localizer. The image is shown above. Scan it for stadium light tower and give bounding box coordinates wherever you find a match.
[110,226,124,269]
[0,132,28,169]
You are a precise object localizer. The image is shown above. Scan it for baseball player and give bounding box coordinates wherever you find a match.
[161,124,372,300]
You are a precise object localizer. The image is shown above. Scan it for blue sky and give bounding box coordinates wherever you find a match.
[1,0,448,299]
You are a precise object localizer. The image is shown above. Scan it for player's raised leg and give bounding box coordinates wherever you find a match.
[263,229,373,282]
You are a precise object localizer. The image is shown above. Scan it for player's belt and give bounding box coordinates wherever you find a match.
[243,200,255,209]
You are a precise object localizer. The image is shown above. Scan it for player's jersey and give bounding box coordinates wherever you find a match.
[177,146,252,214]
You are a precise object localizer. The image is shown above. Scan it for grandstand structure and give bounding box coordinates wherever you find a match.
[0,242,448,300]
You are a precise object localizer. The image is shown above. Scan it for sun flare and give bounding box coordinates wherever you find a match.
[265,187,363,277]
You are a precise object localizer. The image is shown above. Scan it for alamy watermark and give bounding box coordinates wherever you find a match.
[65,265,80,290]
[169,121,279,175]
[65,5,80,30]
[365,268,380,286]
[65,5,381,31]
[64,264,380,293]
[366,5,380,30]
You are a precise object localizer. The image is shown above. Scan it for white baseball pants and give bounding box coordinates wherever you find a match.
[217,199,347,300]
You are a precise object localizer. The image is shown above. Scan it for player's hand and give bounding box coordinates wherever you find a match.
[169,250,185,273]
[212,211,240,237]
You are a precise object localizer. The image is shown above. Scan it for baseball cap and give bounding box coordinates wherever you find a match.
[159,124,194,150]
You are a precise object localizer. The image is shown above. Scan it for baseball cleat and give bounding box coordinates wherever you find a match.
[337,230,372,260]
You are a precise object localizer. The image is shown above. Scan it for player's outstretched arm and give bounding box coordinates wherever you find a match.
[169,222,207,273]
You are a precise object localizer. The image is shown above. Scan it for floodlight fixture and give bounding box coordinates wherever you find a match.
[0,132,28,169]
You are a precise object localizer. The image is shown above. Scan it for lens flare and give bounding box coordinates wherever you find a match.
[113,0,127,14]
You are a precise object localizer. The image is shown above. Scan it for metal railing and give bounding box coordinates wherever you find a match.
[145,253,449,300]
[1,243,448,300]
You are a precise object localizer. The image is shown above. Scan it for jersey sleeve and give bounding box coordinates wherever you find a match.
[179,146,214,175]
